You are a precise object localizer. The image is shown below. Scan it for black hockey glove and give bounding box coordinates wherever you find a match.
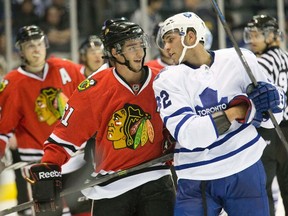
[162,128,175,166]
[162,128,176,154]
[27,163,62,215]
[246,81,286,115]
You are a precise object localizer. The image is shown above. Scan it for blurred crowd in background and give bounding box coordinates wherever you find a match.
[0,0,288,78]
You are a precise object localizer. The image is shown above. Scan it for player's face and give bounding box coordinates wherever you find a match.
[245,31,266,54]
[121,38,145,72]
[162,31,183,64]
[86,46,105,71]
[21,38,46,67]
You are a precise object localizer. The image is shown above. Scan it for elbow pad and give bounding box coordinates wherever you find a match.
[212,111,231,135]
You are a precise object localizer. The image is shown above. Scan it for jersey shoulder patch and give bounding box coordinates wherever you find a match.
[0,79,9,93]
[77,78,97,91]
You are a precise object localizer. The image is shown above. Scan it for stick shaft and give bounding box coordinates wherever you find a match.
[0,153,173,216]
[209,0,288,153]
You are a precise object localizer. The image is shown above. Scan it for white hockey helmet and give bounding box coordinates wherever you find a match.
[156,12,207,63]
[204,27,213,50]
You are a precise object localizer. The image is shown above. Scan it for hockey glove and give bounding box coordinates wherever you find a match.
[162,128,175,166]
[246,81,286,114]
[228,94,262,127]
[27,163,62,214]
[162,128,176,154]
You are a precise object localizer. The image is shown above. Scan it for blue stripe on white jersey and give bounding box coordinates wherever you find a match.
[175,134,260,170]
[174,124,249,153]
[163,107,194,141]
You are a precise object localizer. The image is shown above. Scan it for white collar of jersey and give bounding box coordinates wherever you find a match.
[17,63,49,81]
[112,67,152,95]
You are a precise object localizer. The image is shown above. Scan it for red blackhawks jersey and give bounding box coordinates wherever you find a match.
[0,57,85,161]
[42,66,170,199]
[145,57,168,71]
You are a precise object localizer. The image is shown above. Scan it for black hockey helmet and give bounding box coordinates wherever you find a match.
[102,17,128,30]
[79,35,103,55]
[246,15,279,31]
[244,14,282,43]
[101,19,148,56]
[15,25,48,49]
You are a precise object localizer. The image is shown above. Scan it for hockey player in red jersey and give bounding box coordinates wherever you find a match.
[0,25,91,216]
[78,35,109,78]
[27,20,176,216]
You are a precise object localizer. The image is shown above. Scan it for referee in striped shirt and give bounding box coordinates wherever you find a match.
[244,14,288,216]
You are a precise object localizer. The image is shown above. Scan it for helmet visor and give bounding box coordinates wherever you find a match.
[118,34,150,54]
[243,27,265,43]
[15,35,49,50]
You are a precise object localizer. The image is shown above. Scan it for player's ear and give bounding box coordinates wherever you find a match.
[266,32,275,44]
[111,48,118,58]
[186,30,196,46]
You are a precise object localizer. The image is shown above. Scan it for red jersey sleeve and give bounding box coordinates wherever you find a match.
[0,139,5,158]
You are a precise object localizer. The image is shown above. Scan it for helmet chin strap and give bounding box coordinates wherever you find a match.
[178,36,199,64]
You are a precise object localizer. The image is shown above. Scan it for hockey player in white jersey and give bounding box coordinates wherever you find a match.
[153,12,286,215]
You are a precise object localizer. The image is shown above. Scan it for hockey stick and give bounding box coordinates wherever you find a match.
[3,149,85,171]
[209,0,288,153]
[0,152,173,216]
[4,161,36,171]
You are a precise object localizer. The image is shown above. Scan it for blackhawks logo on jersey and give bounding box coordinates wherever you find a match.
[77,78,96,91]
[107,103,154,150]
[0,79,9,93]
[35,87,68,126]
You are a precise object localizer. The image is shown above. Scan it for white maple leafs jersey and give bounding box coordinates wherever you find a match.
[153,48,283,181]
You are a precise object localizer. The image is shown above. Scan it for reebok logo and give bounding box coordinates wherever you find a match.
[38,170,61,179]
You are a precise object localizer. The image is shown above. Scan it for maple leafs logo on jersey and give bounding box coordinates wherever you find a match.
[77,78,96,91]
[0,79,9,93]
[107,103,154,150]
[195,88,228,116]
